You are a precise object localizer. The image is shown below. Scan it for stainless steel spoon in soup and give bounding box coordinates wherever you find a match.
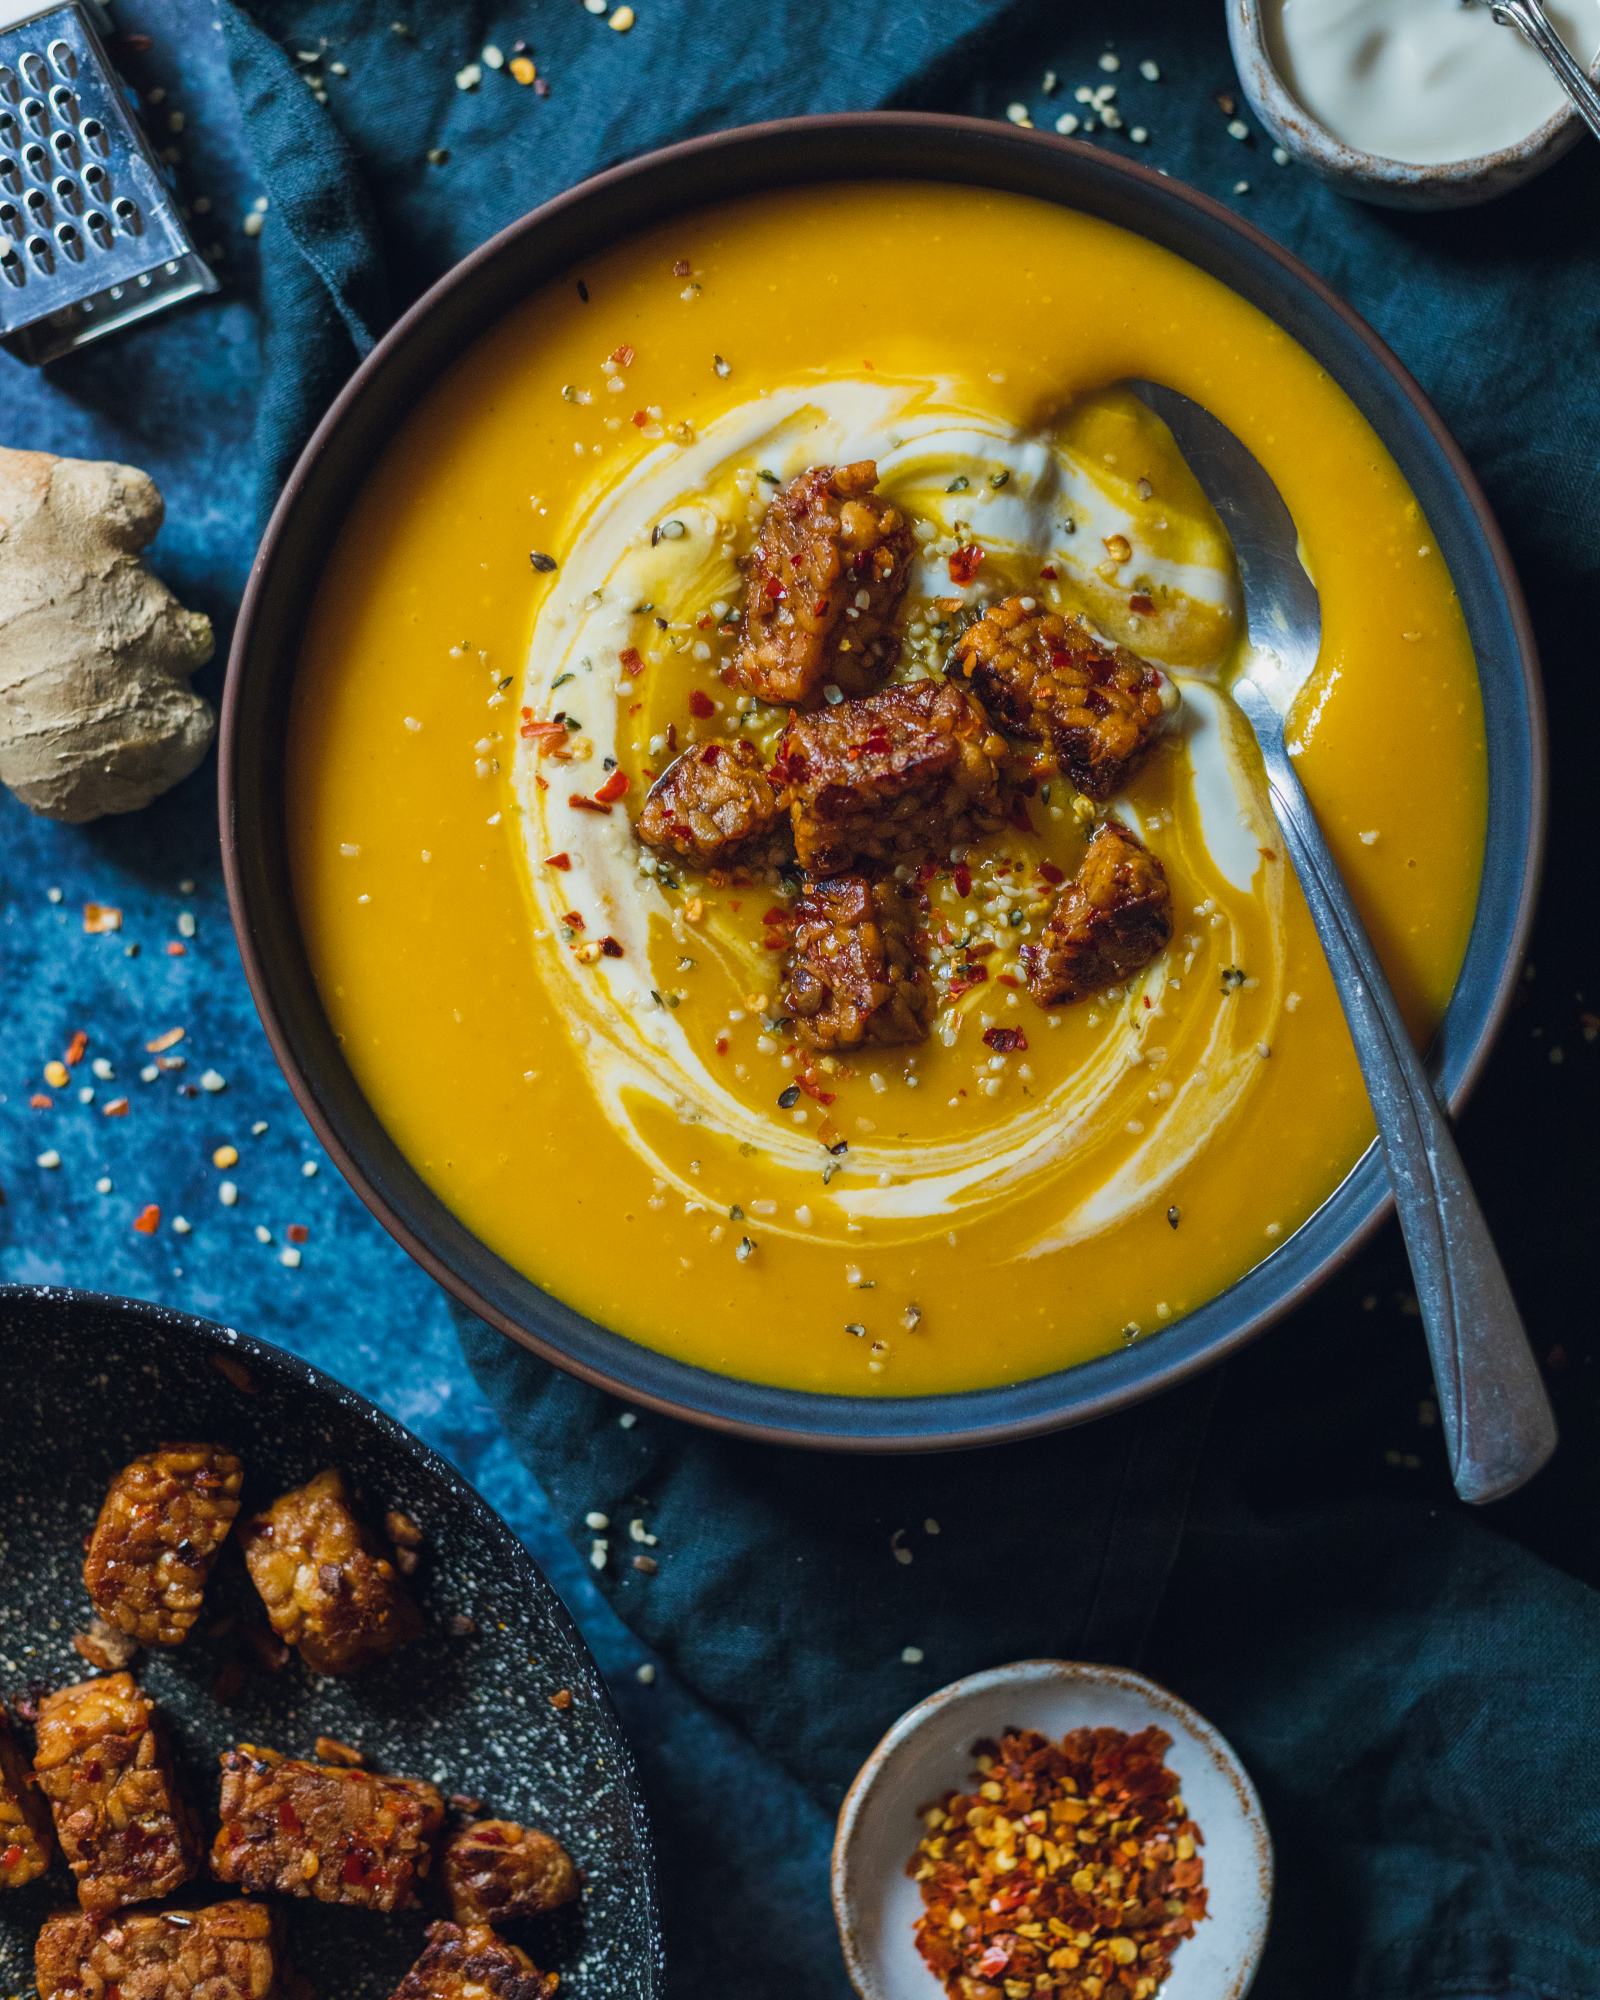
[1131,379,1556,1506]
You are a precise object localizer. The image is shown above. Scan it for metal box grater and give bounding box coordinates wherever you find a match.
[0,0,216,364]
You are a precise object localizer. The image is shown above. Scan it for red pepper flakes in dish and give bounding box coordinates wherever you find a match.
[982,1027,1028,1054]
[909,1726,1206,2000]
[592,767,631,804]
[688,688,717,718]
[948,543,985,586]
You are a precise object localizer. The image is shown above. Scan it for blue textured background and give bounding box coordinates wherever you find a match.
[3,4,1599,1995]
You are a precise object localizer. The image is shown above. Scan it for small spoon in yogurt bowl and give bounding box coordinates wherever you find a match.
[1130,379,1556,1507]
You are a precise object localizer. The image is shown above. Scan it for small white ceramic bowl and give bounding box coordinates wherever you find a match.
[1228,0,1594,208]
[833,1660,1272,2000]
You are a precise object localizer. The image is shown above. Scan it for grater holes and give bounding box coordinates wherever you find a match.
[0,199,18,232]
[20,51,48,92]
[0,111,17,151]
[50,85,77,125]
[52,173,79,214]
[51,127,78,168]
[85,207,110,247]
[26,232,52,274]
[0,63,18,104]
[79,116,108,158]
[48,40,78,81]
[55,220,82,261]
[0,156,17,194]
[1,243,24,288]
[21,95,47,137]
[112,195,141,235]
[81,158,109,199]
[21,141,46,182]
[23,185,49,226]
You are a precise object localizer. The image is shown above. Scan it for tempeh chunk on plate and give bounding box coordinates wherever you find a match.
[390,1921,557,2000]
[1022,819,1172,1006]
[778,677,1007,876]
[35,1899,285,2000]
[952,597,1177,801]
[443,1818,579,1927]
[634,735,789,872]
[730,461,914,707]
[781,875,930,1051]
[239,1467,422,1676]
[83,1443,245,1648]
[211,1746,444,1913]
[33,1674,200,1914]
[0,1699,56,1889]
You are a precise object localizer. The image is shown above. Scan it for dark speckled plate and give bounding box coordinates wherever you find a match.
[0,1286,662,2000]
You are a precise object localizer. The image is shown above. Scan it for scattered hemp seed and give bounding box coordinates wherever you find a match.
[712,353,732,377]
[1168,1205,1181,1229]
[735,1236,757,1261]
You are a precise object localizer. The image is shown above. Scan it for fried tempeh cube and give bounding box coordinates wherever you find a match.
[781,875,931,1052]
[83,1443,245,1649]
[211,1746,444,1913]
[730,461,914,706]
[443,1819,579,1928]
[634,735,789,872]
[1021,819,1172,1006]
[33,1674,200,1913]
[35,1899,285,2000]
[0,1700,55,1890]
[778,677,1007,876]
[238,1468,421,1676]
[391,1922,557,2000]
[952,597,1177,801]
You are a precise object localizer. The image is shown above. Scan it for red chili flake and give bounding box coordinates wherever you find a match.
[952,862,972,898]
[631,409,649,427]
[977,1944,1011,1978]
[671,259,691,277]
[700,744,722,766]
[562,911,585,932]
[983,1027,1029,1053]
[103,1098,130,1118]
[550,1687,573,1710]
[545,852,572,871]
[29,1093,51,1110]
[166,942,186,957]
[609,343,635,367]
[620,646,645,676]
[761,906,791,928]
[1039,564,1058,580]
[1,1844,23,1871]
[948,543,985,586]
[83,902,122,934]
[797,1074,836,1106]
[1129,592,1155,614]
[763,574,786,600]
[287,1224,309,1245]
[341,1850,374,1886]
[569,793,613,814]
[688,689,717,718]
[1038,861,1065,885]
[592,767,631,804]
[277,1800,303,1835]
[64,1030,88,1067]
[1008,795,1034,836]
[714,1035,730,1056]
[132,1204,161,1235]
[520,717,568,749]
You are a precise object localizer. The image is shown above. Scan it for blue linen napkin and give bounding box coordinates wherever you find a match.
[2,1,1597,1993]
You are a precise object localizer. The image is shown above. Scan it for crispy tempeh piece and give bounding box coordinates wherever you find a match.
[634,735,789,872]
[781,874,930,1051]
[33,1674,199,1914]
[83,1443,245,1648]
[211,1745,444,1913]
[391,1921,557,2000]
[443,1819,579,1927]
[1021,819,1172,1006]
[0,1699,55,1890]
[730,461,914,707]
[35,1899,285,1999]
[778,676,1007,876]
[238,1468,422,1676]
[952,597,1177,801]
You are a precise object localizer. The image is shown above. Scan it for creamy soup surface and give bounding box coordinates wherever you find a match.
[289,184,1486,1396]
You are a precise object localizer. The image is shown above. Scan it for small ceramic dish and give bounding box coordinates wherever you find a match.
[1228,0,1595,208]
[833,1660,1272,2000]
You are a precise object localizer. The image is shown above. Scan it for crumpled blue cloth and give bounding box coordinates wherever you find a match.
[2,1,1597,1993]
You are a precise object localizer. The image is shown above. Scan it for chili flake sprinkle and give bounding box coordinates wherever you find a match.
[908,1726,1206,2000]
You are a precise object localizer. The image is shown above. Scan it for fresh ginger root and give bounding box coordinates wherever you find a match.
[0,446,215,822]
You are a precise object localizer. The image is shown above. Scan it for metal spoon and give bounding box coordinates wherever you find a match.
[1131,378,1556,1505]
[1467,0,1600,145]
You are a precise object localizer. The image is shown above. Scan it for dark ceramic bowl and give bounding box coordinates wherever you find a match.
[222,113,1545,1453]
[0,1286,662,1999]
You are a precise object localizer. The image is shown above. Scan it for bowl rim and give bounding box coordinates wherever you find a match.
[829,1657,1273,2000]
[1229,0,1592,191]
[0,1281,665,1990]
[221,109,1546,1454]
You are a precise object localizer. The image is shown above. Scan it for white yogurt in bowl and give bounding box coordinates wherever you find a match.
[1230,0,1600,205]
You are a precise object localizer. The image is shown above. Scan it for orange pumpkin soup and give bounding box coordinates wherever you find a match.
[287,184,1486,1395]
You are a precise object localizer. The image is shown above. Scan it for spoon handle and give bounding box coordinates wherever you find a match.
[1491,0,1600,143]
[1235,679,1557,1505]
